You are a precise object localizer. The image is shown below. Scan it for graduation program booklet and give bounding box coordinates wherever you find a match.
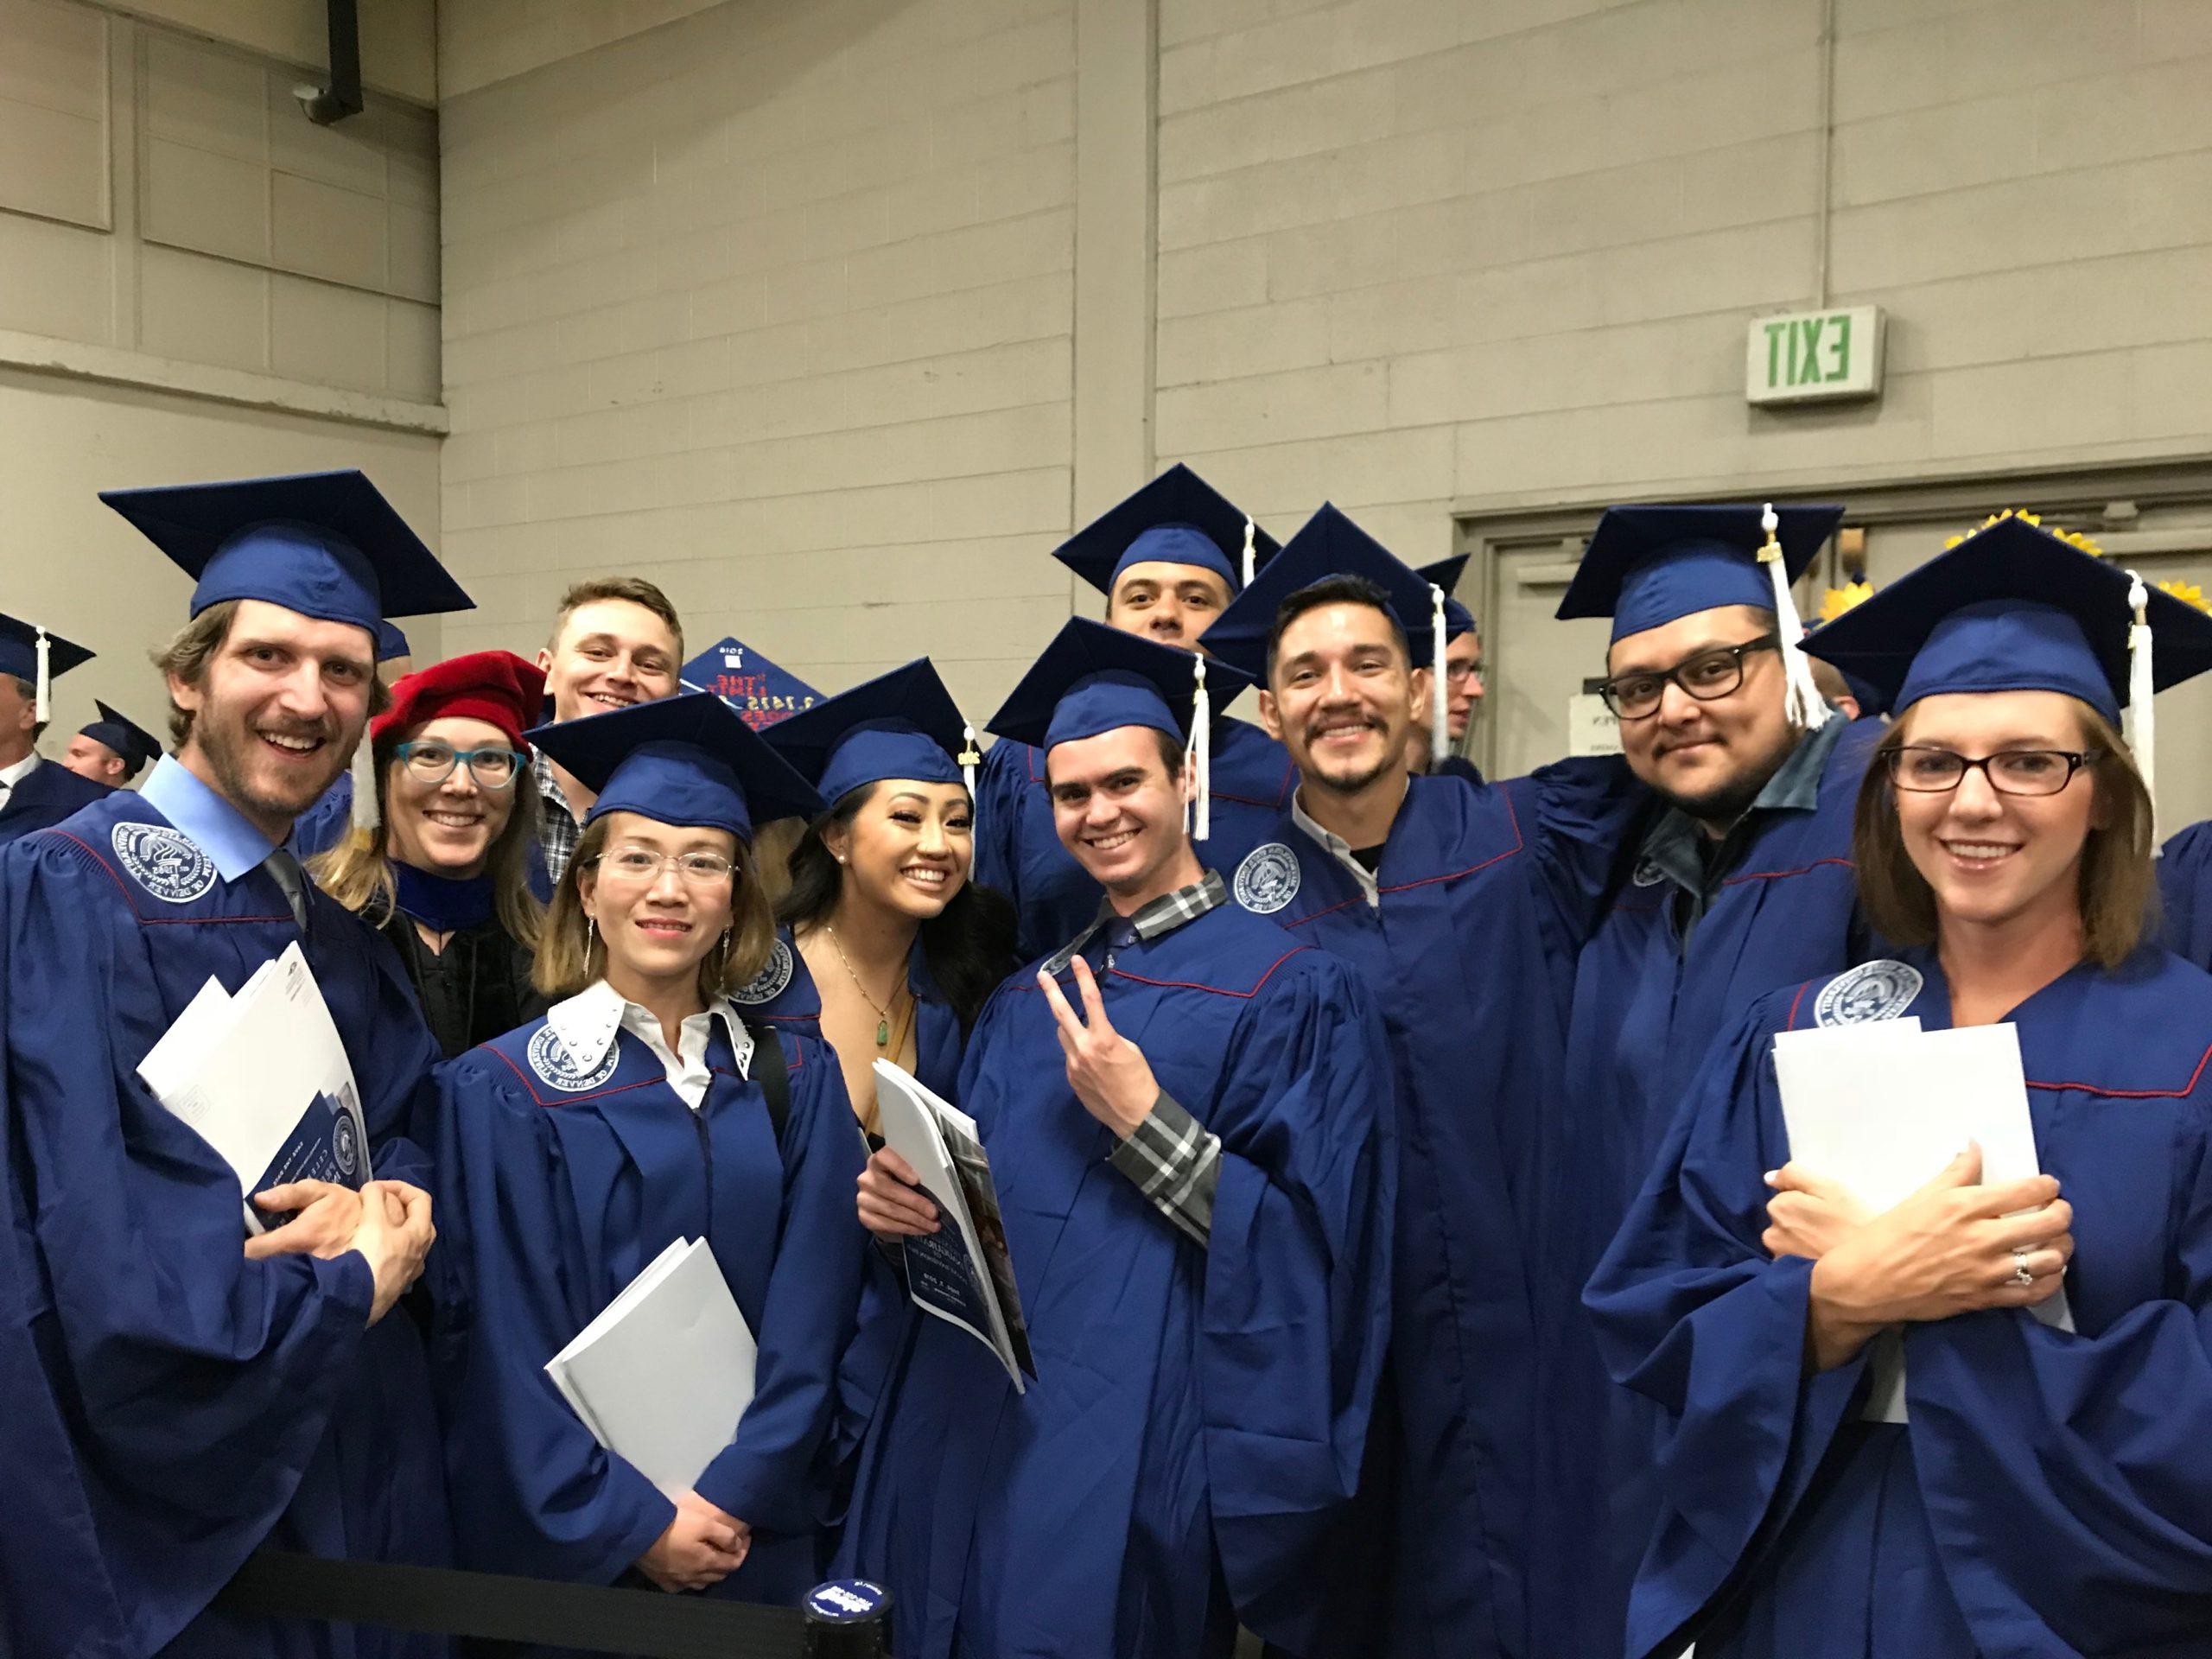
[137,943,372,1236]
[544,1236,758,1498]
[1772,1019,2073,1423]
[873,1059,1035,1392]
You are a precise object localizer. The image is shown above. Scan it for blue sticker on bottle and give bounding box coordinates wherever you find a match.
[805,1580,890,1622]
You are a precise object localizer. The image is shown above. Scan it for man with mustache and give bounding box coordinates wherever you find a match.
[1201,508,1640,1659]
[974,464,1300,958]
[0,470,467,1659]
[1531,504,1885,1659]
[531,574,686,885]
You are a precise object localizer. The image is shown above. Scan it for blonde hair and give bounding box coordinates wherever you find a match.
[308,728,544,950]
[534,814,775,1000]
[1853,699,2158,970]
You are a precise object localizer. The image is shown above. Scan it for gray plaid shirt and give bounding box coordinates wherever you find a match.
[1045,871,1228,1248]
[532,749,585,888]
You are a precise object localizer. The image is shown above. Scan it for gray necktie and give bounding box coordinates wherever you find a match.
[262,849,309,932]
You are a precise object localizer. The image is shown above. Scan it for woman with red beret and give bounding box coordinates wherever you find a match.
[309,650,550,1056]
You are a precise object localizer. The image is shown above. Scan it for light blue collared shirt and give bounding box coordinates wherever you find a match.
[139,754,278,883]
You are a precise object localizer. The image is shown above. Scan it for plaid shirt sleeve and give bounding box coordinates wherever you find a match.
[1108,1088,1221,1247]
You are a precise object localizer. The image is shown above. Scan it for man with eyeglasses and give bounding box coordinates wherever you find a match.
[1529,503,1889,1659]
[1401,556,1487,785]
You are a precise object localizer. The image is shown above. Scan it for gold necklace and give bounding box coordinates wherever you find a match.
[824,923,906,1047]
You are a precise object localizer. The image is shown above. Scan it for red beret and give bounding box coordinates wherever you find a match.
[373,651,546,753]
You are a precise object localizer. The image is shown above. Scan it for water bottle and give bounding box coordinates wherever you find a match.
[801,1580,894,1656]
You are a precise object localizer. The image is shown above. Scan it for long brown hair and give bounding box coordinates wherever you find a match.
[1853,699,2158,969]
[535,814,776,1001]
[308,728,544,950]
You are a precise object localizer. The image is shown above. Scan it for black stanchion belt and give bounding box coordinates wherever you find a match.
[214,1552,810,1658]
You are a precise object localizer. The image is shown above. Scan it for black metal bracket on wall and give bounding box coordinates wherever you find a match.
[295,0,362,125]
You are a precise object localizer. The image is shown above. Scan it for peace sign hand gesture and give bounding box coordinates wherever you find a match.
[1036,956,1160,1138]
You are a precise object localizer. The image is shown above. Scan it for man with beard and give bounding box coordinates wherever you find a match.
[1199,506,1639,1659]
[0,613,112,845]
[1529,503,1886,1659]
[974,464,1300,958]
[844,618,1392,1659]
[0,469,465,1659]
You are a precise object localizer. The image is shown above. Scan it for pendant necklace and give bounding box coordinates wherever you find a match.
[826,924,903,1047]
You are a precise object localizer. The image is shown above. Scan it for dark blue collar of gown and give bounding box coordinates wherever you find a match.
[392,861,496,931]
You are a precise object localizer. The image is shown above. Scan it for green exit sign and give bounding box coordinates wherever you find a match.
[1746,306,1884,404]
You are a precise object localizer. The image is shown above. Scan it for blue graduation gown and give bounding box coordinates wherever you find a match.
[429,1008,868,1610]
[289,773,353,859]
[1586,946,2212,1658]
[0,753,111,844]
[973,715,1296,959]
[2159,820,2212,970]
[0,792,449,1659]
[841,899,1394,1659]
[1533,715,1883,1658]
[1253,763,1638,1659]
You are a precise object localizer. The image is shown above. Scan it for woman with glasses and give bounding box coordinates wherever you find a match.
[429,693,869,1614]
[308,651,548,1058]
[1583,512,2212,1659]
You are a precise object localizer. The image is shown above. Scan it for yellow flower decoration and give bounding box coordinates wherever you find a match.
[1942,507,2101,556]
[2158,577,2209,613]
[1818,579,1875,622]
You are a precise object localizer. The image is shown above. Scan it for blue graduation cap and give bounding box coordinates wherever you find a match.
[1418,555,1477,643]
[1558,501,1845,729]
[99,469,474,636]
[764,658,981,809]
[524,690,823,845]
[0,613,92,723]
[79,701,162,774]
[375,620,411,663]
[1051,463,1281,597]
[988,618,1254,841]
[680,636,822,732]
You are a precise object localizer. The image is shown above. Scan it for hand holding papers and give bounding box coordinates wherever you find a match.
[137,943,372,1235]
[873,1059,1036,1390]
[544,1236,759,1499]
[1771,1019,2075,1421]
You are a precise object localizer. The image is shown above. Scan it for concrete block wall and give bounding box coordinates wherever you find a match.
[436,0,1078,718]
[1159,0,2212,564]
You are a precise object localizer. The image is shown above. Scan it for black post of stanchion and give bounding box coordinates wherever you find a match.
[799,1580,894,1656]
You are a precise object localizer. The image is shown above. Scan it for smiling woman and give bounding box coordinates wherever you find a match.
[308,651,549,1058]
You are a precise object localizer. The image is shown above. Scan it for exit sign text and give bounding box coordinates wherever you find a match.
[1746,306,1884,405]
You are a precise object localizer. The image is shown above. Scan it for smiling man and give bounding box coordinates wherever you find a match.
[844,618,1393,1659]
[0,470,468,1658]
[532,575,685,885]
[1531,503,1888,1659]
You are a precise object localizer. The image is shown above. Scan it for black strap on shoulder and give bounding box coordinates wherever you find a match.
[213,1552,806,1657]
[742,1014,790,1145]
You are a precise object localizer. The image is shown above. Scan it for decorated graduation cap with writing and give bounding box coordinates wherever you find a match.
[765,658,982,807]
[0,613,92,726]
[78,700,162,774]
[526,690,823,847]
[1051,463,1282,597]
[989,618,1253,841]
[100,469,474,636]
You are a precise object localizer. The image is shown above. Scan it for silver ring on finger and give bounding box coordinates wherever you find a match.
[2011,1246,2035,1287]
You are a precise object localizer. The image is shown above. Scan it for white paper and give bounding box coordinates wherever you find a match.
[137,944,371,1235]
[874,1059,1033,1391]
[545,1236,758,1498]
[1773,1019,2073,1422]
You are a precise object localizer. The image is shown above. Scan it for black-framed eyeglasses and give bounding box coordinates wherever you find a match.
[395,740,526,789]
[1885,746,2098,798]
[1596,634,1779,721]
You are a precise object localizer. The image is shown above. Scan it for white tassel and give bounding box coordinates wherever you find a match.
[1758,501,1829,732]
[1185,658,1211,842]
[33,628,50,725]
[2126,569,2158,853]
[1241,518,1257,589]
[957,721,981,799]
[347,722,379,849]
[1429,582,1449,765]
